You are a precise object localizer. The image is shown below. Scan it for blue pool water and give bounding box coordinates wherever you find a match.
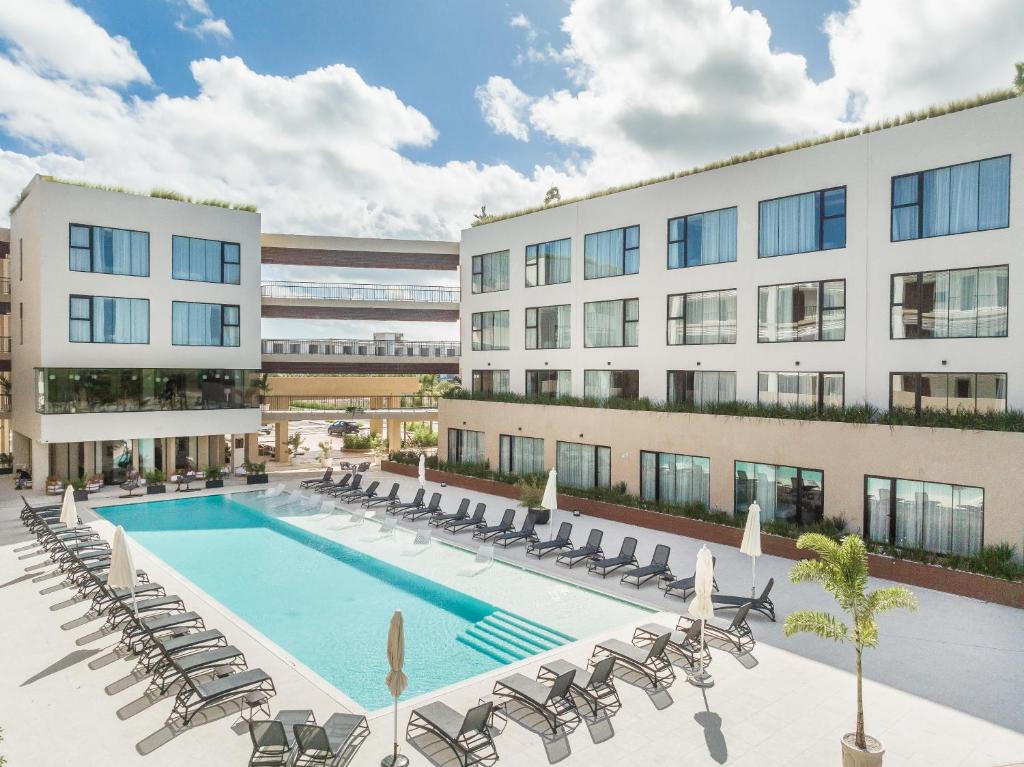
[96,493,573,709]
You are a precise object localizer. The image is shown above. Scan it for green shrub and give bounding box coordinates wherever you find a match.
[204,465,223,481]
[516,477,544,508]
[403,422,438,448]
[343,433,384,451]
[143,468,166,484]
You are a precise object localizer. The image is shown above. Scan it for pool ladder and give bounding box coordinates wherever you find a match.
[456,610,574,665]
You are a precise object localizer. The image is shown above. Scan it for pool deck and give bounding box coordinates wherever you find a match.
[1,469,1022,767]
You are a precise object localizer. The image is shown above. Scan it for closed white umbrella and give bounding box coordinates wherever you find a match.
[541,468,557,540]
[687,544,715,688]
[417,453,426,490]
[740,500,763,597]
[59,486,77,528]
[383,610,409,767]
[107,525,138,618]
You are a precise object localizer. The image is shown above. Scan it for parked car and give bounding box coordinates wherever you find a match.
[257,443,276,457]
[327,420,362,436]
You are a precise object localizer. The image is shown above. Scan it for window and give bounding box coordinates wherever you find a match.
[499,434,545,475]
[584,370,639,400]
[890,266,1007,339]
[758,280,845,342]
[667,207,737,268]
[758,371,844,409]
[471,250,509,294]
[525,370,571,398]
[447,428,485,463]
[172,236,241,284]
[865,476,983,556]
[525,304,570,349]
[471,310,509,351]
[666,371,736,407]
[526,238,571,287]
[171,301,240,346]
[891,155,1010,241]
[69,295,149,344]
[584,225,639,279]
[735,461,824,526]
[666,289,736,345]
[69,224,149,276]
[641,451,710,507]
[758,187,846,257]
[584,298,638,347]
[557,441,610,490]
[890,372,1006,414]
[471,369,509,394]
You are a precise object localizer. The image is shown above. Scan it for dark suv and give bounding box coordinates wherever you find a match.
[327,420,362,436]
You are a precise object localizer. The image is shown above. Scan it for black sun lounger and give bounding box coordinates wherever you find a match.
[445,502,486,533]
[591,632,675,688]
[472,508,515,541]
[248,710,316,767]
[492,670,578,733]
[537,656,620,715]
[388,487,424,515]
[677,602,755,653]
[555,528,604,568]
[430,498,469,528]
[404,492,442,521]
[406,701,497,767]
[140,628,229,673]
[493,514,539,548]
[620,544,673,588]
[293,713,370,765]
[154,645,247,693]
[527,522,573,558]
[363,483,399,508]
[632,620,710,674]
[712,577,776,621]
[171,667,275,725]
[300,468,333,489]
[587,536,638,578]
[662,556,719,600]
[315,473,351,495]
[340,479,378,504]
[327,474,362,498]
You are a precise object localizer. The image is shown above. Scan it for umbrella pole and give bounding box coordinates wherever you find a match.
[131,582,138,619]
[393,696,398,763]
[751,557,756,598]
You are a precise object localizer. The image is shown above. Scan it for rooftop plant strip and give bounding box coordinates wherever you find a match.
[471,89,1021,227]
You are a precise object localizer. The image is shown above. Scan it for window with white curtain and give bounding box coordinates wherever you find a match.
[758,371,844,409]
[892,155,1010,241]
[584,298,638,347]
[667,207,737,268]
[666,370,736,406]
[641,451,710,507]
[889,372,1006,414]
[758,187,846,257]
[584,225,639,279]
[584,370,639,400]
[525,304,570,349]
[865,475,983,556]
[471,250,510,293]
[499,434,545,475]
[758,280,845,342]
[69,224,149,276]
[666,289,737,345]
[172,236,241,284]
[734,461,824,526]
[447,428,485,463]
[171,301,240,346]
[890,266,1007,339]
[471,369,509,394]
[525,370,571,398]
[525,238,571,287]
[69,295,149,344]
[556,440,611,489]
[471,310,510,350]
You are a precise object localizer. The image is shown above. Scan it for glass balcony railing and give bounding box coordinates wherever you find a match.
[261,394,439,412]
[261,338,460,358]
[261,281,459,303]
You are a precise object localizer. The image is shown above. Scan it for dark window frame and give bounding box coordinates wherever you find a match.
[470,250,509,295]
[733,459,825,526]
[757,278,846,343]
[525,237,571,288]
[665,370,736,405]
[583,297,639,348]
[640,449,712,504]
[69,294,150,345]
[666,205,738,270]
[556,440,612,490]
[471,369,509,395]
[171,235,241,285]
[499,433,545,475]
[525,369,569,398]
[757,370,845,410]
[666,288,737,346]
[888,371,1008,414]
[583,369,640,400]
[583,224,640,280]
[68,223,150,277]
[757,185,847,258]
[525,304,570,350]
[470,310,510,352]
[889,265,1009,341]
[170,300,240,347]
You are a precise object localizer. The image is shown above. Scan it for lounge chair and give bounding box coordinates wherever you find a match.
[537,656,620,715]
[340,479,378,504]
[153,644,247,694]
[632,620,710,673]
[492,669,577,733]
[445,502,486,533]
[248,710,316,767]
[363,482,399,508]
[712,577,776,621]
[472,508,515,540]
[591,631,675,688]
[678,602,755,653]
[493,514,539,548]
[120,610,206,654]
[45,476,65,495]
[90,579,167,615]
[105,593,186,629]
[404,492,442,521]
[171,667,275,725]
[326,474,361,498]
[84,475,103,492]
[139,628,228,673]
[556,528,604,568]
[120,472,142,498]
[587,537,638,578]
[527,522,573,558]
[406,701,497,767]
[662,556,719,600]
[429,498,469,528]
[293,713,370,766]
[299,468,332,489]
[315,473,351,495]
[388,488,424,515]
[620,544,673,588]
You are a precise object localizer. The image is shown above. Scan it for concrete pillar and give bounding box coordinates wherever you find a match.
[197,435,210,469]
[386,419,402,453]
[131,439,140,471]
[274,421,288,462]
[30,440,48,481]
[12,431,30,471]
[83,441,96,478]
[369,417,383,436]
[244,433,259,463]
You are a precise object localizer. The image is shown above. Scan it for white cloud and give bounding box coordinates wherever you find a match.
[169,0,233,42]
[191,17,233,40]
[474,76,533,141]
[509,12,536,41]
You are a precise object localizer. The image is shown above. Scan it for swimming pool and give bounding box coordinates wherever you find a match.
[97,492,651,710]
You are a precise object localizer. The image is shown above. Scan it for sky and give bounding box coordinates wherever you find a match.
[0,0,1021,341]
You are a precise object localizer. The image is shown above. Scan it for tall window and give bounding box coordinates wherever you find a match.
[758,371,844,409]
[171,301,240,346]
[471,310,509,350]
[556,441,610,489]
[667,207,737,268]
[865,476,983,555]
[641,451,710,507]
[526,238,571,287]
[471,369,509,394]
[471,250,509,294]
[758,280,845,342]
[666,289,736,345]
[447,428,485,463]
[758,187,846,257]
[891,155,1010,241]
[584,370,639,400]
[525,370,570,398]
[69,295,149,344]
[891,266,1007,339]
[499,435,545,475]
[584,298,638,347]
[890,372,1006,414]
[69,224,149,276]
[584,225,639,279]
[525,305,570,349]
[735,461,824,526]
[667,370,736,407]
[172,236,241,284]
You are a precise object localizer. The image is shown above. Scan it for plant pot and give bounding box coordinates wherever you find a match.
[841,734,884,767]
[527,506,550,524]
[72,489,89,502]
[0,466,12,475]
[146,484,166,495]
[205,479,224,489]
[246,474,269,485]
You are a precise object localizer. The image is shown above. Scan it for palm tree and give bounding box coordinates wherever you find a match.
[783,534,917,752]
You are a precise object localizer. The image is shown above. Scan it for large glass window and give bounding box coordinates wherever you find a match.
[758,187,846,257]
[584,298,638,347]
[471,310,509,351]
[735,461,824,527]
[525,370,570,398]
[866,476,983,555]
[525,305,570,349]
[471,369,509,395]
[556,441,611,490]
[499,434,545,475]
[172,236,241,284]
[892,156,1010,241]
[667,207,737,268]
[69,295,149,344]
[584,370,639,400]
[890,266,1008,339]
[171,301,240,346]
[758,280,845,342]
[526,238,571,287]
[667,289,736,345]
[666,370,736,407]
[584,225,639,279]
[69,224,149,276]
[471,250,509,294]
[447,428,485,464]
[890,372,1006,414]
[758,371,844,410]
[641,451,710,507]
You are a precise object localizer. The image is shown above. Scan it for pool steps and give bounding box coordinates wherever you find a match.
[456,610,574,664]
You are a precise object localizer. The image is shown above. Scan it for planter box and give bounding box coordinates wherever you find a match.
[205,479,224,489]
[527,506,550,524]
[0,466,12,475]
[146,484,166,495]
[72,489,89,502]
[246,474,269,485]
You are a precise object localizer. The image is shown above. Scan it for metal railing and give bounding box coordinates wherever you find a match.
[262,394,439,412]
[0,277,9,296]
[0,336,9,353]
[0,394,9,413]
[261,338,460,358]
[261,281,459,303]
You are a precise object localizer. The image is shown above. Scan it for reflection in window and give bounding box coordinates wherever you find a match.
[758,371,844,410]
[69,224,149,276]
[666,370,736,407]
[172,236,241,284]
[758,187,846,257]
[526,238,571,287]
[171,301,239,346]
[447,428,485,463]
[890,372,1006,414]
[667,289,737,345]
[584,225,639,279]
[758,280,845,342]
[556,441,610,489]
[525,370,571,398]
[640,451,710,507]
[890,266,1008,339]
[525,305,570,349]
[584,298,638,347]
[69,295,149,344]
[471,250,509,294]
[584,370,639,400]
[668,207,737,268]
[734,461,824,526]
[471,310,510,351]
[499,434,544,475]
[865,475,983,555]
[471,369,509,395]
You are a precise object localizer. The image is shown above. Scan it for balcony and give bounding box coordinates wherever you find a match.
[261,337,460,374]
[0,277,9,315]
[260,281,459,322]
[261,394,439,421]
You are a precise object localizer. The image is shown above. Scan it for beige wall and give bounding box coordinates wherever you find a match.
[266,375,421,397]
[439,398,1024,549]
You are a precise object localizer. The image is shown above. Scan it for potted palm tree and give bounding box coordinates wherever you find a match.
[516,477,548,524]
[204,465,224,489]
[144,468,167,494]
[784,534,917,767]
